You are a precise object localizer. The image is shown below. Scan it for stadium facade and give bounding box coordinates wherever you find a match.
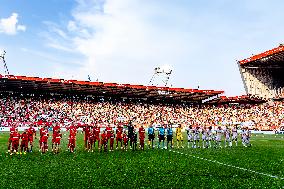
[238,44,284,99]
[0,74,223,104]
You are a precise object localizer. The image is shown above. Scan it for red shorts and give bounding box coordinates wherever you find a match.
[9,137,12,143]
[52,137,56,143]
[107,133,111,139]
[94,136,100,141]
[29,137,34,143]
[12,141,19,149]
[110,139,114,145]
[21,140,28,147]
[55,139,61,145]
[101,140,107,145]
[124,139,128,144]
[69,139,76,147]
[116,136,122,141]
[88,138,94,144]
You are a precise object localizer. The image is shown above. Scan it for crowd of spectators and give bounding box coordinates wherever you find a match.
[0,94,283,131]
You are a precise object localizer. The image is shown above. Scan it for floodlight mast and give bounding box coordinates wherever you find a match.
[0,50,10,75]
[149,66,173,87]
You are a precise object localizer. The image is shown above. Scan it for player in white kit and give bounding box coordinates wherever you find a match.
[231,125,238,146]
[241,127,247,147]
[215,126,223,148]
[193,126,200,148]
[201,127,207,148]
[224,126,232,147]
[206,126,213,148]
[245,127,252,147]
[186,126,194,148]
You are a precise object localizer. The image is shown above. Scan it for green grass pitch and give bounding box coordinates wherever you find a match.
[0,132,284,188]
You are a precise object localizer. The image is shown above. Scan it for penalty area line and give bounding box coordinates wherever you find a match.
[169,150,284,180]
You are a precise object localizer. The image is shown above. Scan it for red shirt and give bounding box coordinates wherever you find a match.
[69,135,76,140]
[123,133,128,141]
[139,127,145,139]
[12,132,20,142]
[106,126,112,134]
[53,125,60,134]
[55,133,62,140]
[83,126,91,137]
[101,133,107,143]
[110,133,115,141]
[27,127,36,136]
[94,127,100,136]
[10,127,16,138]
[116,126,123,138]
[21,132,29,141]
[68,125,77,137]
[39,127,45,137]
[42,131,49,142]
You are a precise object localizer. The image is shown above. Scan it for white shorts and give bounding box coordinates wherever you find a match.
[187,135,193,141]
[215,136,221,142]
[194,135,200,141]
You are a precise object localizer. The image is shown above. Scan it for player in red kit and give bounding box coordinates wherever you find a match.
[68,134,76,153]
[109,130,115,151]
[100,130,108,152]
[67,123,77,152]
[41,129,49,153]
[52,124,60,152]
[7,126,16,153]
[11,128,20,155]
[123,130,129,151]
[106,124,112,139]
[139,125,146,150]
[93,124,100,150]
[83,125,91,150]
[27,125,36,152]
[88,127,95,152]
[39,126,45,151]
[116,124,123,149]
[54,129,62,154]
[20,130,29,155]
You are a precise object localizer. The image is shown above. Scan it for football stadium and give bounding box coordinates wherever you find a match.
[1,1,284,189]
[1,45,284,188]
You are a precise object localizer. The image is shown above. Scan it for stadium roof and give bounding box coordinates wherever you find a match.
[239,45,284,67]
[0,74,224,103]
[205,95,267,104]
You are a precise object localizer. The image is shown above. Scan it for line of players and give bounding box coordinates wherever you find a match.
[7,126,36,155]
[82,123,146,152]
[7,123,147,154]
[7,123,251,155]
[184,125,252,149]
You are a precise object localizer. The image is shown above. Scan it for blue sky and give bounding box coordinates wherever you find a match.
[0,0,284,96]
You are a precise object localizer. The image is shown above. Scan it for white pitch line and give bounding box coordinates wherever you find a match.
[171,150,284,180]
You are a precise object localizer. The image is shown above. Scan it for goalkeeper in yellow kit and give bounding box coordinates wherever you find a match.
[176,124,184,148]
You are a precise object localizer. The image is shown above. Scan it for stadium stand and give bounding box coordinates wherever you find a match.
[205,95,267,104]
[238,44,284,99]
[0,74,223,104]
[0,89,283,131]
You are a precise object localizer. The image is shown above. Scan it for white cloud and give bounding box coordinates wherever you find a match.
[63,0,197,85]
[17,25,26,32]
[44,0,284,95]
[0,13,26,35]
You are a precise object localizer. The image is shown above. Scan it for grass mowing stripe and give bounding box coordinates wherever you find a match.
[170,149,284,180]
